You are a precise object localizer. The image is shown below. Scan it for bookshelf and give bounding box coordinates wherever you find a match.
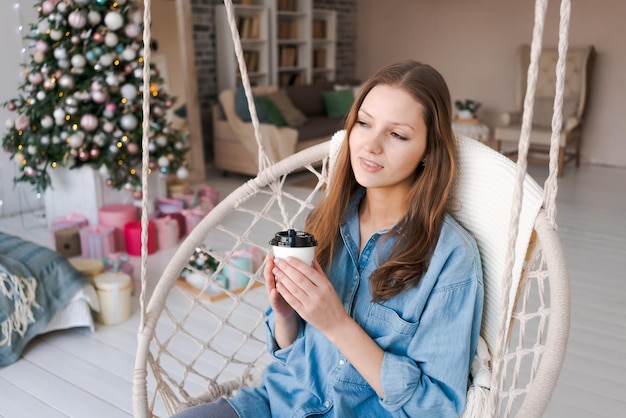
[311,9,336,84]
[215,0,337,90]
[216,2,271,91]
[273,0,312,87]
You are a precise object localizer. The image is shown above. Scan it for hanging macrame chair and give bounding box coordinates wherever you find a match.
[133,0,571,416]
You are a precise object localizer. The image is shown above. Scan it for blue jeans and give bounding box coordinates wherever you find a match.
[170,398,238,418]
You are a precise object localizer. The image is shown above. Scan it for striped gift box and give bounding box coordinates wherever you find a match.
[79,225,115,260]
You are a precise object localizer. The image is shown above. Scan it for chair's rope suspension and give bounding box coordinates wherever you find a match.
[544,0,571,226]
[489,0,548,415]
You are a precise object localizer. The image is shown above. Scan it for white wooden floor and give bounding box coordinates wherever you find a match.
[0,163,625,417]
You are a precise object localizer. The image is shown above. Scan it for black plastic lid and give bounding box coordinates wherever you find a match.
[269,229,317,247]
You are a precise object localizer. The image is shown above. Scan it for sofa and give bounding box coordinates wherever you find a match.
[213,82,356,176]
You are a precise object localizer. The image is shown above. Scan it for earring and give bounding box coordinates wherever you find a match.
[421,157,427,166]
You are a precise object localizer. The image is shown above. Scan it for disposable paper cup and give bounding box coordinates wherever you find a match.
[270,229,317,265]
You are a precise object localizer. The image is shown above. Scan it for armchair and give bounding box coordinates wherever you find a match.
[494,44,595,176]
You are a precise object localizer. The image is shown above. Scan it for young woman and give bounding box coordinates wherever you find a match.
[173,60,484,417]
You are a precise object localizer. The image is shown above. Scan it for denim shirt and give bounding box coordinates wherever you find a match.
[229,189,484,418]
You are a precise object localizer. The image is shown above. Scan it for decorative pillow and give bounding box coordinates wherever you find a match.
[322,89,355,118]
[256,96,286,127]
[265,89,307,127]
[234,83,270,123]
[532,97,579,128]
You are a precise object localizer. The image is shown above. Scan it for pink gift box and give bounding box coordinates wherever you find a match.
[124,220,157,256]
[156,197,184,215]
[79,225,115,260]
[182,208,205,235]
[98,204,138,252]
[154,216,180,249]
[197,186,219,213]
[50,213,89,248]
[158,212,185,237]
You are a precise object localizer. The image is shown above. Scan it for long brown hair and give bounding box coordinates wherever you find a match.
[305,60,457,302]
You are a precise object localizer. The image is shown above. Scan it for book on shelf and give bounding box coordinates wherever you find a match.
[277,0,297,12]
[278,19,299,40]
[238,16,261,39]
[279,46,298,67]
[235,50,260,73]
[313,49,326,68]
[279,72,303,87]
[312,19,327,39]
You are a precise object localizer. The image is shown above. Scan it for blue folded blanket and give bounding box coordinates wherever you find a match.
[0,232,88,368]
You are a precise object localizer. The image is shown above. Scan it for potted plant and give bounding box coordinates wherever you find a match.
[455,99,482,120]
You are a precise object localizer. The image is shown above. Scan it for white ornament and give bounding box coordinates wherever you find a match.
[56,2,67,13]
[58,75,75,89]
[131,10,142,24]
[155,135,168,147]
[49,29,63,41]
[104,12,124,31]
[68,11,87,29]
[121,48,136,61]
[35,40,49,53]
[27,145,38,155]
[99,53,114,67]
[53,47,67,60]
[74,0,91,5]
[68,134,84,148]
[105,73,119,87]
[41,135,50,145]
[41,115,54,129]
[58,59,69,69]
[71,54,86,68]
[148,142,156,152]
[104,32,119,47]
[52,135,61,144]
[124,23,140,38]
[133,68,143,79]
[88,11,101,26]
[5,119,14,129]
[103,121,114,133]
[158,156,170,167]
[176,167,189,180]
[37,20,50,35]
[120,84,137,100]
[28,72,43,84]
[41,0,54,15]
[93,134,105,146]
[119,114,138,130]
[36,91,46,101]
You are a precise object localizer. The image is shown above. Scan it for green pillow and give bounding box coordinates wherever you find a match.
[256,96,286,127]
[235,83,269,123]
[322,89,355,118]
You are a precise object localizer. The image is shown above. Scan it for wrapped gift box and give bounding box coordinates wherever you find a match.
[158,212,185,237]
[156,197,184,215]
[54,227,82,258]
[197,186,219,213]
[79,225,115,260]
[171,193,197,209]
[50,213,89,248]
[124,220,157,256]
[182,208,205,235]
[154,216,180,250]
[103,253,137,294]
[219,256,253,289]
[98,204,138,252]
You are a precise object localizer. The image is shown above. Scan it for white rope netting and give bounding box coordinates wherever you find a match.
[133,0,572,417]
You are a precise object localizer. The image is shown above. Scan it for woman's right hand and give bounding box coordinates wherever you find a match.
[264,254,296,319]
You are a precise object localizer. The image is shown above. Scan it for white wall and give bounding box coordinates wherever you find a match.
[357,0,626,168]
[0,0,41,217]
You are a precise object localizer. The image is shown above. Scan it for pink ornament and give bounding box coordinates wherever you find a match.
[132,190,142,200]
[79,150,90,161]
[15,115,29,131]
[105,103,117,114]
[28,72,43,85]
[93,32,104,43]
[41,0,54,15]
[90,148,101,159]
[43,79,54,90]
[126,142,139,154]
[91,90,107,103]
[35,40,50,53]
[106,179,113,187]
[68,11,87,29]
[80,114,99,131]
[7,102,16,111]
[24,166,36,177]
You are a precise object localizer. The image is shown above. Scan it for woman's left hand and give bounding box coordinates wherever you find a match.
[273,257,348,334]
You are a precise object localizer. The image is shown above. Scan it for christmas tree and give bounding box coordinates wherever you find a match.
[1,0,190,194]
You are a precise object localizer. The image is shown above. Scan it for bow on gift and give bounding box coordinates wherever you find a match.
[103,253,130,273]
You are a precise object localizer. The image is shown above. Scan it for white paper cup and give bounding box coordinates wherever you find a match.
[270,229,317,265]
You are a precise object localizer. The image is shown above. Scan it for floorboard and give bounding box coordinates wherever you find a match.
[0,163,625,417]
